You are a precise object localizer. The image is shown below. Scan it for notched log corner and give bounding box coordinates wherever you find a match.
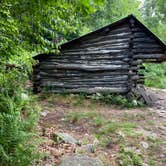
[127,85,153,106]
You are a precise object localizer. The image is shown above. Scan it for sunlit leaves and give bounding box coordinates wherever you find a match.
[4,0,103,52]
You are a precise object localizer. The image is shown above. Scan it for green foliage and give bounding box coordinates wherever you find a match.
[141,0,166,42]
[83,0,141,32]
[116,146,143,166]
[6,0,104,52]
[143,63,166,88]
[95,120,136,147]
[93,117,105,127]
[91,93,144,108]
[0,69,40,165]
[72,94,86,106]
[98,121,136,135]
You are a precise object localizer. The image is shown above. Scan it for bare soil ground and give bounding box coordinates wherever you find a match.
[37,88,166,166]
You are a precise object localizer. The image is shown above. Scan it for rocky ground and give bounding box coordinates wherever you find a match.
[36,88,166,166]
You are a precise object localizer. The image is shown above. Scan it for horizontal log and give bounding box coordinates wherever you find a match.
[79,38,131,48]
[84,32,131,43]
[133,32,147,38]
[41,87,128,94]
[78,43,129,50]
[131,27,142,32]
[39,72,130,78]
[40,58,129,65]
[40,69,129,74]
[78,34,132,44]
[63,46,129,53]
[40,75,128,82]
[40,64,130,71]
[133,41,157,46]
[62,49,129,55]
[133,48,163,54]
[133,44,162,49]
[78,33,130,43]
[49,54,130,62]
[40,60,128,66]
[45,57,130,63]
[133,54,165,59]
[133,38,156,43]
[109,31,131,36]
[109,26,130,33]
[40,81,128,88]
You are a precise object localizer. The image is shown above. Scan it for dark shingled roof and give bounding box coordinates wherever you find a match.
[34,14,166,60]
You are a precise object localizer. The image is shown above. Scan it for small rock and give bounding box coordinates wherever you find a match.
[54,133,79,145]
[59,155,103,166]
[21,93,29,100]
[140,141,149,149]
[40,111,49,117]
[160,154,165,158]
[132,99,138,106]
[117,131,125,138]
[159,126,166,131]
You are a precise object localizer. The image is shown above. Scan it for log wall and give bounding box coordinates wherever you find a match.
[33,17,166,94]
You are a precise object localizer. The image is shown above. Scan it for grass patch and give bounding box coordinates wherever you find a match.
[116,146,143,166]
[95,121,136,147]
[98,121,136,135]
[90,93,144,108]
[92,116,105,127]
[42,92,145,109]
[65,111,98,123]
[121,113,146,122]
[72,94,86,106]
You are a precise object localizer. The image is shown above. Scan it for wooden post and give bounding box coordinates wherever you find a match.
[127,17,135,98]
[33,62,41,93]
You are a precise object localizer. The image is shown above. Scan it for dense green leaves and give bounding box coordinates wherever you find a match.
[82,0,141,32]
[141,0,166,42]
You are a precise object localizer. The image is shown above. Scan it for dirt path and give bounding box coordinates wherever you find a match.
[37,88,166,166]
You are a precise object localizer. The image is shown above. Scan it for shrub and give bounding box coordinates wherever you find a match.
[143,63,166,89]
[91,93,144,108]
[116,146,143,166]
[0,65,40,165]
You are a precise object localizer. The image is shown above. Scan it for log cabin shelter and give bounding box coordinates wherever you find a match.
[33,14,166,97]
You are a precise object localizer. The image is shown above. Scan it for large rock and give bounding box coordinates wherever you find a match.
[54,132,79,145]
[59,155,103,166]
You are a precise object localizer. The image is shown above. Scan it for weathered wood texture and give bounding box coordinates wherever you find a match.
[33,15,166,93]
